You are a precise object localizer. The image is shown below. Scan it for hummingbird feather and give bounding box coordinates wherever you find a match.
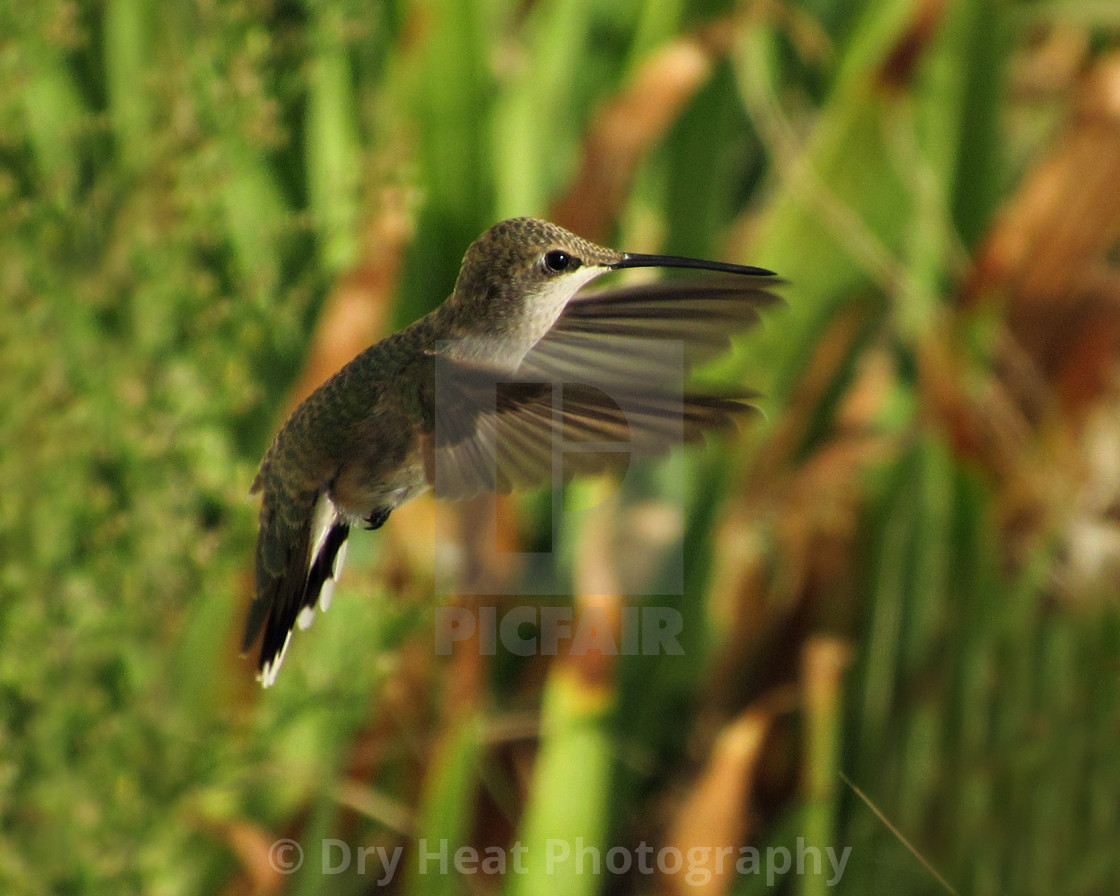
[244,481,350,686]
[425,277,779,499]
[519,278,781,382]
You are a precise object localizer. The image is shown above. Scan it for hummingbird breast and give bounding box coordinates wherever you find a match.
[329,406,428,520]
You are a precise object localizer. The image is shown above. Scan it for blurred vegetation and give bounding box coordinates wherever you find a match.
[3,0,1120,894]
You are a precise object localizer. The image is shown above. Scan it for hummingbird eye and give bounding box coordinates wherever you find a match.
[543,250,580,273]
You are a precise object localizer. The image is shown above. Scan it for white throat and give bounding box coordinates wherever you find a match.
[451,265,604,369]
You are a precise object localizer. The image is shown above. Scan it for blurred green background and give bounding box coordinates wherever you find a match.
[3,0,1120,893]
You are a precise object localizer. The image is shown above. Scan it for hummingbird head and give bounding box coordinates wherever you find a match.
[446,217,775,367]
[447,218,623,364]
[453,218,621,308]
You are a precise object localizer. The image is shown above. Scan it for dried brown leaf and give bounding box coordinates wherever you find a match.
[661,705,776,896]
[551,19,736,241]
[966,53,1120,420]
[283,190,412,414]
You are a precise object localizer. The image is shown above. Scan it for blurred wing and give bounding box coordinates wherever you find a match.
[425,277,781,500]
[519,277,781,386]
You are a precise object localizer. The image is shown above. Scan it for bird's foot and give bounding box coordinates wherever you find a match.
[364,507,391,530]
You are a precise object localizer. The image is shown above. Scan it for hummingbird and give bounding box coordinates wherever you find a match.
[243,217,779,686]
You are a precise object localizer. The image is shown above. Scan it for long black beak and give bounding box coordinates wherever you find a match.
[612,252,775,278]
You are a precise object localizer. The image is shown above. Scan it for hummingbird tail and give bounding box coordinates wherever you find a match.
[243,491,350,687]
